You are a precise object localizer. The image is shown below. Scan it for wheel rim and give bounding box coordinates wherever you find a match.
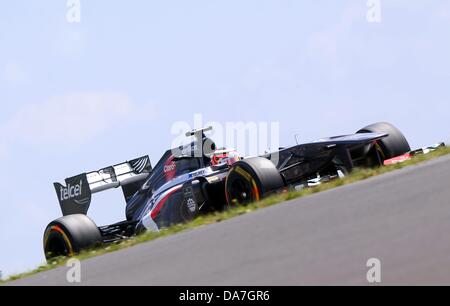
[45,233,70,258]
[228,177,254,205]
[44,226,74,259]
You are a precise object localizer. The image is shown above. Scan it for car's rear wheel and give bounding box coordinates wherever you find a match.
[357,122,411,160]
[225,157,284,205]
[43,214,101,260]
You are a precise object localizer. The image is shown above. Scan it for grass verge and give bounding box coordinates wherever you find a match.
[2,146,450,284]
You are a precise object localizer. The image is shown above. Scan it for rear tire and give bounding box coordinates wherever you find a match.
[357,122,411,160]
[43,214,101,260]
[225,157,284,205]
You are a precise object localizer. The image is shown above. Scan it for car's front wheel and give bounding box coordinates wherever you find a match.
[357,122,411,161]
[225,157,285,205]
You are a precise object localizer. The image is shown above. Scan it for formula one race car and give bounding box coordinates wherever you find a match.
[43,122,444,259]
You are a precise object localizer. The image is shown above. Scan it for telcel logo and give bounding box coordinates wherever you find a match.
[60,180,83,201]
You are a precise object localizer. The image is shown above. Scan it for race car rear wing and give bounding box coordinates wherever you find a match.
[53,156,151,216]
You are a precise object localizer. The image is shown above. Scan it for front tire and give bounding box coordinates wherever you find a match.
[357,122,411,160]
[225,157,284,205]
[43,214,101,260]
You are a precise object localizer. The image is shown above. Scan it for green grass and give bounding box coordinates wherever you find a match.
[2,146,450,284]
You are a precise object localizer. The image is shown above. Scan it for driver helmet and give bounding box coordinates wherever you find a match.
[210,148,240,166]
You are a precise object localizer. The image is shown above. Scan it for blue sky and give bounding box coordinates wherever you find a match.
[1,1,449,277]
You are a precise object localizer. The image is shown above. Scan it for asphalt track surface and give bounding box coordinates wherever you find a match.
[7,154,450,286]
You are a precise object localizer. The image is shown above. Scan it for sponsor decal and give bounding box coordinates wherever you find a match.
[54,174,91,214]
[164,162,176,173]
[188,169,206,179]
[183,184,197,213]
[383,154,411,166]
[164,156,177,181]
[59,180,83,201]
[206,175,220,183]
[186,198,196,212]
